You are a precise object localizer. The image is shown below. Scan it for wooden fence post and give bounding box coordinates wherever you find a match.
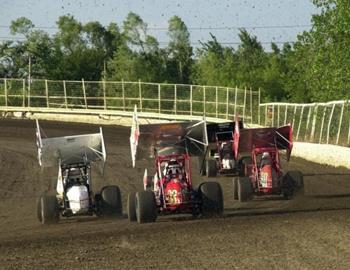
[122,79,125,111]
[226,87,229,119]
[264,105,267,126]
[326,103,335,144]
[258,88,261,125]
[277,104,280,126]
[250,87,253,124]
[138,79,142,111]
[271,104,275,127]
[243,87,247,122]
[203,86,206,115]
[45,79,49,108]
[336,102,345,145]
[174,84,177,114]
[190,85,193,116]
[82,79,87,109]
[234,86,238,118]
[25,79,28,107]
[158,84,161,114]
[4,79,7,107]
[215,86,218,118]
[102,80,106,110]
[63,80,68,109]
[292,105,297,128]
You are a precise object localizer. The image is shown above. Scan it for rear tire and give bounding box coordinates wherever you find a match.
[286,171,304,189]
[199,182,223,216]
[135,191,157,223]
[237,177,253,202]
[37,193,59,225]
[198,157,206,176]
[98,185,122,216]
[239,157,252,176]
[232,177,239,200]
[206,159,217,177]
[127,192,137,222]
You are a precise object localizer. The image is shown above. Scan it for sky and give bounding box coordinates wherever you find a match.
[0,0,318,50]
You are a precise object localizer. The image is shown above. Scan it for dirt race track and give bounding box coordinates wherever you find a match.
[0,118,349,270]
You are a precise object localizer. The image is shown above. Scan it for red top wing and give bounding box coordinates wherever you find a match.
[235,125,293,160]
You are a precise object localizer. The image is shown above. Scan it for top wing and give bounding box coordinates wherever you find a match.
[129,106,208,167]
[235,125,293,160]
[36,120,106,168]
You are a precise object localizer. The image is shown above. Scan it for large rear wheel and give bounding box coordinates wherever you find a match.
[199,182,223,216]
[127,192,137,222]
[232,177,239,200]
[37,192,59,225]
[206,159,217,177]
[237,177,253,202]
[135,191,157,224]
[97,185,122,216]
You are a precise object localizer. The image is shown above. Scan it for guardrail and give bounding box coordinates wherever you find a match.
[0,78,260,123]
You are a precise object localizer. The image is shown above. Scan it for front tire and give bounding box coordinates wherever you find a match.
[237,177,253,202]
[127,192,137,222]
[135,191,157,224]
[199,182,223,216]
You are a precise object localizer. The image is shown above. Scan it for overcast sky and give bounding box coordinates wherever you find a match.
[0,0,318,50]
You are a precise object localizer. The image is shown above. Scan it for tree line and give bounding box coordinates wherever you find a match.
[0,0,348,103]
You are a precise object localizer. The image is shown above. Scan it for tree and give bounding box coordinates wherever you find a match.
[166,16,193,83]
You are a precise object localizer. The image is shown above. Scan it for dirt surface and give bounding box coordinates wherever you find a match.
[0,118,349,270]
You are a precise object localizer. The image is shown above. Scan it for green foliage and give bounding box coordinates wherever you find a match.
[1,3,350,103]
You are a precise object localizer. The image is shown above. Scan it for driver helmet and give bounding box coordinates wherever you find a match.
[262,152,270,159]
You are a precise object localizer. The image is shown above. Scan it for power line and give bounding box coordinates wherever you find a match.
[0,24,312,31]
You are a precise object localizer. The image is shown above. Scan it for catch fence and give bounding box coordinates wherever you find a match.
[259,101,350,146]
[0,78,260,123]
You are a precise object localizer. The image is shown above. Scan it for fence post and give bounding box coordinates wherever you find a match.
[234,86,238,118]
[258,88,261,125]
[243,87,247,122]
[23,79,27,107]
[102,80,106,110]
[250,87,253,124]
[319,106,327,143]
[122,79,125,111]
[138,79,142,111]
[63,80,68,109]
[284,105,288,125]
[271,104,274,127]
[203,86,206,115]
[336,102,345,145]
[226,87,229,119]
[296,105,304,141]
[158,84,161,115]
[4,79,7,107]
[82,79,87,109]
[264,105,267,126]
[310,105,318,142]
[292,105,297,128]
[326,103,335,144]
[215,86,218,118]
[190,85,193,116]
[277,104,280,126]
[45,79,49,108]
[174,84,177,114]
[304,106,312,141]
